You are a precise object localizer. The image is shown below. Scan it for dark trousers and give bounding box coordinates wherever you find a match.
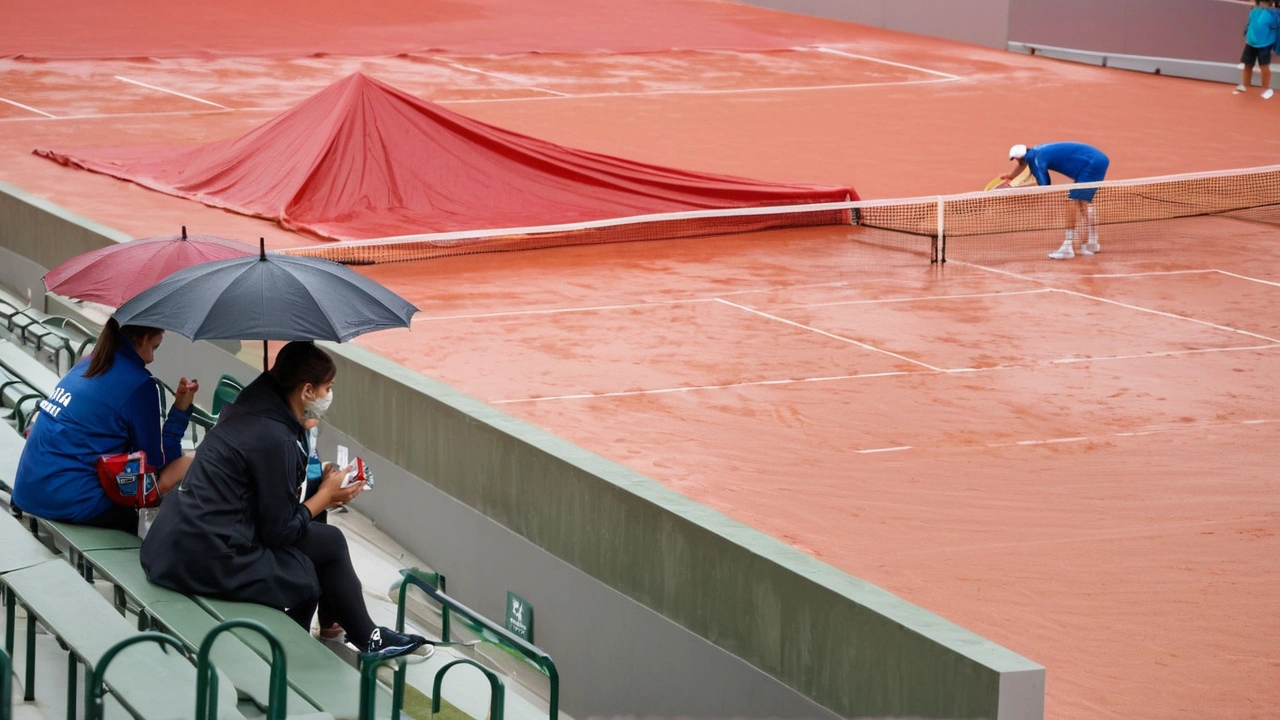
[285,522,376,647]
[81,503,140,535]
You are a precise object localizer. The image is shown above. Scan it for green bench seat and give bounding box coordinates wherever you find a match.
[2,558,243,719]
[0,511,52,576]
[197,598,394,720]
[0,423,27,494]
[86,548,329,719]
[33,518,139,583]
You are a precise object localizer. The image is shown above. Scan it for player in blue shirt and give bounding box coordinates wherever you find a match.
[1004,142,1111,260]
[13,318,197,533]
[1236,0,1280,99]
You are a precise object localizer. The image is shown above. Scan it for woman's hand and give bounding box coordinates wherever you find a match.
[303,462,362,517]
[173,377,200,412]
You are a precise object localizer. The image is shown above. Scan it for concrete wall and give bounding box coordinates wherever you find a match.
[1008,0,1248,64]
[0,182,1046,718]
[741,0,1012,49]
[0,181,130,303]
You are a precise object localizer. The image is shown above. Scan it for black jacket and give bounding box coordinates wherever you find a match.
[141,373,318,610]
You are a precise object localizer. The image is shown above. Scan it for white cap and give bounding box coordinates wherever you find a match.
[1009,144,1027,160]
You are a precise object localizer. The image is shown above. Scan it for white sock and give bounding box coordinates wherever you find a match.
[1063,230,1074,247]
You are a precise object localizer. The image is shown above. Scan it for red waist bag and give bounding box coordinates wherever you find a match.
[96,451,161,508]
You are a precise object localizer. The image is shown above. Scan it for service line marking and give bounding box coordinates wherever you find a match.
[799,288,1050,308]
[0,97,56,118]
[436,78,961,104]
[489,344,1277,403]
[1048,344,1280,364]
[1049,288,1280,344]
[488,370,914,405]
[1213,269,1280,288]
[431,58,570,96]
[812,46,962,80]
[412,298,710,323]
[114,76,229,109]
[1079,269,1216,279]
[856,446,914,454]
[713,297,944,371]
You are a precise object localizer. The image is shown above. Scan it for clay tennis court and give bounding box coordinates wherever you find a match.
[2,4,1278,718]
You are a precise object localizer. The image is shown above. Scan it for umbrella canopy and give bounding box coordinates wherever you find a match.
[113,240,418,366]
[43,227,256,307]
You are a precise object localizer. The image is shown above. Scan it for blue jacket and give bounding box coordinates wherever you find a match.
[13,341,190,522]
[1025,142,1109,186]
[1245,7,1280,49]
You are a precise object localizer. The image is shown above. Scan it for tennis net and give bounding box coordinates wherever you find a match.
[859,163,1280,262]
[283,164,1280,265]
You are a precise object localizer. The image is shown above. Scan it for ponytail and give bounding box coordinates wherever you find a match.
[85,318,161,378]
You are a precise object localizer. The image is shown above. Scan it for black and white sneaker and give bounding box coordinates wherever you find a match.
[361,626,434,661]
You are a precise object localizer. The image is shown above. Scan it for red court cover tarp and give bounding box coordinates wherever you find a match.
[34,73,856,241]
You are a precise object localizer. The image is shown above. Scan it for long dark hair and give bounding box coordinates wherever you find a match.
[268,341,336,394]
[85,318,162,378]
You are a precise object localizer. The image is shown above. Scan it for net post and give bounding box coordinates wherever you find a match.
[935,196,946,264]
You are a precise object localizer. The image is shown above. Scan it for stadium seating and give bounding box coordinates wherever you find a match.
[0,294,556,720]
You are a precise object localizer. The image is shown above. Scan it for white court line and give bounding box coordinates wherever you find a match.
[0,108,236,122]
[114,76,229,109]
[431,58,570,96]
[1049,344,1280,364]
[856,446,914,454]
[713,297,944,372]
[951,261,1043,285]
[435,76,960,104]
[490,344,1277,403]
[798,288,1051,309]
[411,281,855,323]
[1079,269,1216,279]
[1214,269,1280,288]
[0,97,56,118]
[488,370,914,404]
[812,46,962,80]
[988,418,1277,449]
[412,298,709,323]
[1049,288,1280,344]
[1014,437,1089,446]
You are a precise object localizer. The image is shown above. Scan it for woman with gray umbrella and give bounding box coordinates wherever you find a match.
[140,341,431,661]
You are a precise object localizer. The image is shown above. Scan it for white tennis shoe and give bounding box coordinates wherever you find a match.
[1264,89,1275,100]
[1080,242,1100,255]
[1234,85,1248,94]
[1048,245,1075,260]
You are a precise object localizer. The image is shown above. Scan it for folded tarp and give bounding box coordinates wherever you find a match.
[35,73,856,242]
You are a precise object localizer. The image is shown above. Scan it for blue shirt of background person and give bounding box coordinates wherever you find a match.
[1246,3,1280,50]
[13,319,195,525]
[1023,142,1110,188]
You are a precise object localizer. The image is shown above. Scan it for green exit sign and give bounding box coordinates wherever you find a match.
[505,591,533,642]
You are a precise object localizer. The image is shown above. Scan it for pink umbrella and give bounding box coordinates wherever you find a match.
[43,227,257,307]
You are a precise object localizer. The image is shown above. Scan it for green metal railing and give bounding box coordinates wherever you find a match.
[85,632,186,720]
[432,659,504,719]
[1,646,11,720]
[196,619,288,720]
[392,568,560,720]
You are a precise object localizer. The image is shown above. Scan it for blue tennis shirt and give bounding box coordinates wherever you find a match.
[13,341,190,522]
[1024,142,1109,186]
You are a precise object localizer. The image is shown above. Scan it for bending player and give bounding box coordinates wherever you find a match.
[1004,142,1110,260]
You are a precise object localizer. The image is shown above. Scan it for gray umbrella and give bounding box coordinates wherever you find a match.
[114,239,418,367]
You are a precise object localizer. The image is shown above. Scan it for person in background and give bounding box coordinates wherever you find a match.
[140,341,431,661]
[1236,0,1280,99]
[1003,142,1110,260]
[12,318,196,533]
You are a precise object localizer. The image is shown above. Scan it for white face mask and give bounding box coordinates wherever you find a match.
[304,387,333,419]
